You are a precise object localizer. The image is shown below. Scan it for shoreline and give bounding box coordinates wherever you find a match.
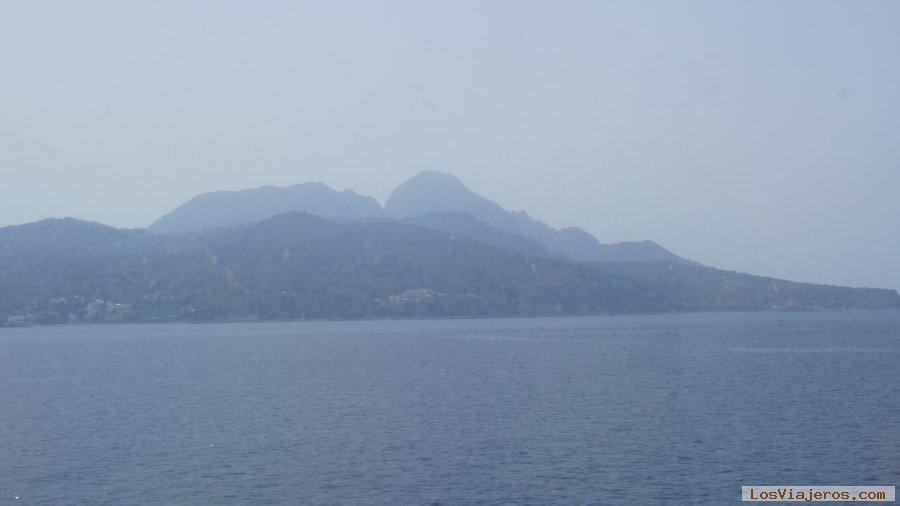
[3,306,899,330]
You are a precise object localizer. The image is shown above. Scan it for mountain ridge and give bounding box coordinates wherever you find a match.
[384,171,695,264]
[2,214,897,325]
[150,182,385,233]
[151,170,694,265]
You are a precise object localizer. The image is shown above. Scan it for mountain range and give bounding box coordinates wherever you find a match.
[2,171,898,324]
[151,171,693,265]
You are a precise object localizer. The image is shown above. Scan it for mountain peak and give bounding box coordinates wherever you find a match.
[385,171,474,207]
[402,170,466,186]
[385,171,512,228]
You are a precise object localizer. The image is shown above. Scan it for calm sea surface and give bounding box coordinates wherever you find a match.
[1,311,898,504]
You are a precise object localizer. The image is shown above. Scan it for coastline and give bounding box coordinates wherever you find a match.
[4,306,899,330]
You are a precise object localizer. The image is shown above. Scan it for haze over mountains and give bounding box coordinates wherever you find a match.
[2,171,898,325]
[151,171,693,265]
[2,213,897,325]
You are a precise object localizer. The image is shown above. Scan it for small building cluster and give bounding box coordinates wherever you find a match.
[5,314,29,326]
[2,296,135,326]
[388,289,439,304]
[84,299,133,322]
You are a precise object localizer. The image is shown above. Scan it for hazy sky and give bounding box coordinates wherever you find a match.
[2,1,899,290]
